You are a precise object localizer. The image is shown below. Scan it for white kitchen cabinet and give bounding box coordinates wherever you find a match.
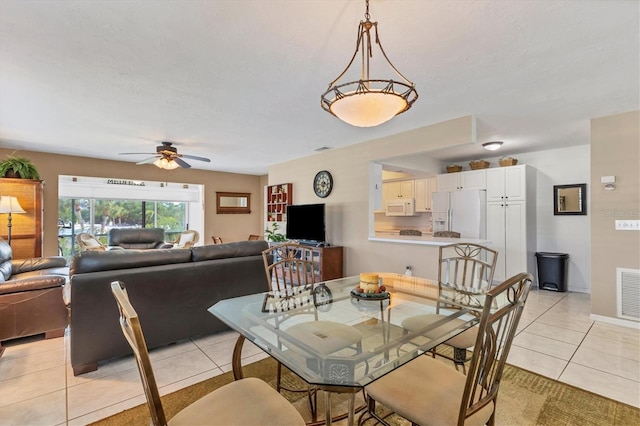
[486,165,528,202]
[415,177,437,212]
[486,165,536,283]
[383,179,415,201]
[437,169,486,192]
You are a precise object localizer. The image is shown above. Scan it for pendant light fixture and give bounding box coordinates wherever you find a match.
[321,0,418,127]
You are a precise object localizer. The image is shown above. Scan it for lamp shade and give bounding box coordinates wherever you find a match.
[153,158,180,170]
[482,141,504,151]
[329,92,408,128]
[0,196,26,214]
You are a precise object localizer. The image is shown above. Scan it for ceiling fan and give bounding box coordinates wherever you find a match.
[119,142,211,169]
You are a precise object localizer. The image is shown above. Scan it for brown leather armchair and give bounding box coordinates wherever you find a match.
[0,238,69,357]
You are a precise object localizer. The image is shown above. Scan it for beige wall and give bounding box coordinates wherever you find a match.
[0,148,265,256]
[590,110,640,319]
[268,116,475,279]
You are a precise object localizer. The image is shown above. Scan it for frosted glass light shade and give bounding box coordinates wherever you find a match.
[329,92,408,127]
[154,158,180,170]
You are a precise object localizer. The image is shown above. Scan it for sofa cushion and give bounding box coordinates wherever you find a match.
[108,228,168,249]
[191,241,268,262]
[0,238,12,281]
[0,275,67,295]
[70,248,192,275]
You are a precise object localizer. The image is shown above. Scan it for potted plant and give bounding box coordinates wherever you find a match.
[0,154,40,179]
[264,222,287,243]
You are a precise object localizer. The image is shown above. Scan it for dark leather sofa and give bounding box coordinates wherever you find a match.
[107,227,173,250]
[69,240,270,375]
[0,238,69,357]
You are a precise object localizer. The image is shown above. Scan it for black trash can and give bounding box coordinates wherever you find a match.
[535,252,569,292]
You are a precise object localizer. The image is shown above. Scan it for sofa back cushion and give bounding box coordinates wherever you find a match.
[70,248,192,275]
[108,228,166,249]
[0,238,12,281]
[191,240,268,262]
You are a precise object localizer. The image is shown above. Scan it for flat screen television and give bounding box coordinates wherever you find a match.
[286,203,326,244]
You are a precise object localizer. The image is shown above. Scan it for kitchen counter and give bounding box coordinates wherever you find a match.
[370,232,491,247]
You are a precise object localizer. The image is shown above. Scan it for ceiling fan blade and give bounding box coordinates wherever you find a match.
[180,154,211,162]
[173,157,191,168]
[136,156,160,165]
[120,152,156,155]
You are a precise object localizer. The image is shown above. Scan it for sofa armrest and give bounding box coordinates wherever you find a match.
[0,275,66,295]
[11,257,68,274]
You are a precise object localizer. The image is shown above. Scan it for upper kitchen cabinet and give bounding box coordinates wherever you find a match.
[415,177,437,212]
[437,169,486,192]
[383,179,415,201]
[486,165,529,202]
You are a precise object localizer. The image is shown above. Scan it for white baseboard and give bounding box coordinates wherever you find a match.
[590,314,640,330]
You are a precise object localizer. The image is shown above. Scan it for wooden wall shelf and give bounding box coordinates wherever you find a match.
[266,183,292,222]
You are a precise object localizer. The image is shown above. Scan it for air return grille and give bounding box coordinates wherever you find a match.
[617,268,640,321]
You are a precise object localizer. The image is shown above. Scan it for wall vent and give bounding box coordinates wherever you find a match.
[617,268,640,321]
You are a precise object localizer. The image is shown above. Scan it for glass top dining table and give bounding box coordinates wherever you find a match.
[209,274,486,424]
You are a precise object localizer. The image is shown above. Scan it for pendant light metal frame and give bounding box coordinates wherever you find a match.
[321,0,418,127]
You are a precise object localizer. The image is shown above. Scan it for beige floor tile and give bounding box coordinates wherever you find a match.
[191,329,240,348]
[507,345,567,380]
[536,310,593,333]
[67,394,147,426]
[159,366,225,396]
[0,346,65,381]
[152,349,219,387]
[66,351,137,387]
[67,364,143,419]
[581,332,640,362]
[512,331,578,360]
[571,346,640,381]
[0,365,66,407]
[520,321,586,345]
[220,350,270,374]
[1,335,65,360]
[0,389,66,426]
[199,336,264,367]
[560,362,640,408]
[589,322,640,346]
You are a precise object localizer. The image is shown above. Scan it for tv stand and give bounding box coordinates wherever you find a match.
[308,245,344,281]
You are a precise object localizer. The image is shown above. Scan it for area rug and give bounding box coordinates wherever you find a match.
[91,356,639,426]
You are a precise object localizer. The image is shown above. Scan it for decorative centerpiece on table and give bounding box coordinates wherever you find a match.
[351,273,389,298]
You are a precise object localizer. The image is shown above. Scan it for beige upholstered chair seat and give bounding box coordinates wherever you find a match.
[365,355,494,426]
[286,321,363,355]
[169,377,304,426]
[401,314,478,349]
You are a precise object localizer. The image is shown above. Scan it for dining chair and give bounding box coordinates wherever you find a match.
[361,272,532,426]
[433,230,461,238]
[248,234,261,241]
[211,236,223,244]
[401,242,498,373]
[261,243,363,419]
[399,229,422,236]
[76,233,107,251]
[172,230,199,249]
[110,281,305,426]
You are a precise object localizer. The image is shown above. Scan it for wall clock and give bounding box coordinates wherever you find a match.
[313,170,333,198]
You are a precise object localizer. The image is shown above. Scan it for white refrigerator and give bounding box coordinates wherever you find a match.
[432,190,487,239]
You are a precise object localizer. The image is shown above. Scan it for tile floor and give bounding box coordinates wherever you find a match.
[0,288,638,425]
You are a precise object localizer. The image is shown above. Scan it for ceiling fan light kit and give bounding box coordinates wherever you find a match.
[482,141,504,151]
[119,142,211,170]
[321,0,418,128]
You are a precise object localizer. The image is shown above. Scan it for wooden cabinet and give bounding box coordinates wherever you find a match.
[309,245,344,281]
[0,178,43,259]
[437,169,486,192]
[415,177,437,212]
[266,183,292,222]
[486,165,527,202]
[383,180,415,202]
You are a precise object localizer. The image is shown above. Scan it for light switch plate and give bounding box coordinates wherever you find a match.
[615,220,640,230]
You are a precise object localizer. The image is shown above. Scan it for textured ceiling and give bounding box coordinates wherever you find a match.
[0,0,638,175]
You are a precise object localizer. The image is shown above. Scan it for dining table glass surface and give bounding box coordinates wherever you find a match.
[209,274,493,389]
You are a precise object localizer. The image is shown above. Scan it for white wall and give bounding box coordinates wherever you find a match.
[486,145,591,293]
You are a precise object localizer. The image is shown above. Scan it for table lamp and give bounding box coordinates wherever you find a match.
[0,196,26,245]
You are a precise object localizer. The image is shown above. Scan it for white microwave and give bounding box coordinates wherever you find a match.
[385,199,418,216]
